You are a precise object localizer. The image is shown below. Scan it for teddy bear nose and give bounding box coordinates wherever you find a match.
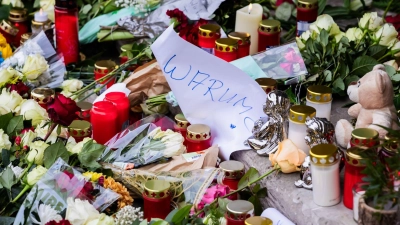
[349,81,357,85]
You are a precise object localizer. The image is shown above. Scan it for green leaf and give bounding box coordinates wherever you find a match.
[139,220,148,225]
[78,141,106,169]
[394,95,400,111]
[351,55,379,76]
[333,77,345,90]
[2,149,10,166]
[318,0,327,15]
[33,0,41,8]
[384,65,397,77]
[0,217,14,225]
[367,45,388,60]
[275,2,294,21]
[164,208,178,223]
[391,74,400,82]
[0,113,13,131]
[248,196,262,216]
[238,167,259,190]
[256,187,267,198]
[56,125,62,136]
[170,204,192,224]
[6,116,23,135]
[81,4,92,14]
[319,29,329,47]
[0,166,15,190]
[253,183,261,193]
[324,70,332,82]
[344,75,359,86]
[43,142,70,169]
[150,220,169,225]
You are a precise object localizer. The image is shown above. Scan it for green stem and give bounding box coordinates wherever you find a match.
[19,163,33,182]
[383,0,394,19]
[354,30,368,50]
[377,52,392,62]
[193,168,278,217]
[11,185,31,203]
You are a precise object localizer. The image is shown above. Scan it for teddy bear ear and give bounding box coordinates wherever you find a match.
[375,72,385,94]
[373,64,386,72]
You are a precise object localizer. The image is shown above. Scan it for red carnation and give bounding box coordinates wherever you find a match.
[47,94,80,126]
[276,0,294,7]
[45,219,72,225]
[166,8,189,32]
[6,81,30,96]
[386,15,400,38]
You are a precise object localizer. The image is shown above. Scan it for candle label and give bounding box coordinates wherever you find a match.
[297,21,311,36]
[201,47,214,55]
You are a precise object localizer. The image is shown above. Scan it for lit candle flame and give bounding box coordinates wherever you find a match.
[248,3,252,14]
[40,8,43,15]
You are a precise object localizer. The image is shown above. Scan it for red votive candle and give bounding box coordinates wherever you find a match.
[174,114,190,146]
[255,78,277,94]
[76,101,92,122]
[220,160,245,200]
[228,32,250,59]
[0,20,18,44]
[94,60,117,94]
[349,128,379,149]
[258,19,281,52]
[8,8,28,47]
[296,0,318,37]
[379,134,398,172]
[186,124,212,153]
[55,0,79,65]
[31,88,55,110]
[225,200,254,225]
[120,44,138,71]
[215,38,238,62]
[198,24,221,54]
[105,92,130,131]
[68,120,91,142]
[90,101,118,144]
[143,180,171,221]
[343,147,367,209]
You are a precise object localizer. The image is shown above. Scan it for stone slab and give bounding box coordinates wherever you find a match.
[230,97,357,225]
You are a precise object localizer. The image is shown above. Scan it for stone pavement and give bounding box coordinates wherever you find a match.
[231,97,357,225]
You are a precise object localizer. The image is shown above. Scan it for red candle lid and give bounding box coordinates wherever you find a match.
[215,38,238,53]
[259,19,281,34]
[297,0,318,9]
[226,200,254,220]
[8,8,28,22]
[105,92,126,101]
[187,124,211,141]
[92,101,116,112]
[94,60,116,74]
[219,160,244,179]
[31,88,55,104]
[0,20,18,36]
[228,32,251,45]
[144,180,170,199]
[198,24,221,39]
[68,120,92,138]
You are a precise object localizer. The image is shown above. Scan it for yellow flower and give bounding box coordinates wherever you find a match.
[103,177,133,209]
[0,33,6,45]
[83,171,103,182]
[0,43,12,59]
[40,0,56,22]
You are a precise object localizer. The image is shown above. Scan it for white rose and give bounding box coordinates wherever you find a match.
[345,27,363,42]
[359,12,383,31]
[374,23,398,46]
[62,79,84,92]
[334,32,345,43]
[18,100,49,126]
[65,198,100,225]
[27,165,47,186]
[0,129,11,150]
[384,60,399,71]
[26,141,49,165]
[86,214,115,225]
[0,67,17,87]
[69,137,94,155]
[30,204,62,225]
[21,130,37,147]
[40,0,55,22]
[66,137,77,154]
[296,37,305,50]
[0,89,24,114]
[350,0,372,11]
[391,41,400,57]
[22,54,49,81]
[309,14,341,36]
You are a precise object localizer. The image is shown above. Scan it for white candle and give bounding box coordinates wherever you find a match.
[235,3,263,55]
[353,189,365,221]
[306,85,332,121]
[261,208,295,225]
[34,9,48,22]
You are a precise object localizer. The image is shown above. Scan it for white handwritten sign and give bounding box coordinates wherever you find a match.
[151,25,267,160]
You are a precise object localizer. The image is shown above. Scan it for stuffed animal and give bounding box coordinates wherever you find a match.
[335,64,399,148]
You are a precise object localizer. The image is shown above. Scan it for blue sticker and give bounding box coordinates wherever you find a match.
[230,124,236,129]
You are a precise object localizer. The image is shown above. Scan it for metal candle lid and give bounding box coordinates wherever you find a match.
[31,88,55,104]
[345,147,367,167]
[68,120,92,137]
[259,19,281,34]
[175,114,190,129]
[307,85,332,103]
[351,128,379,148]
[8,8,27,22]
[187,124,211,141]
[94,60,116,73]
[255,78,277,93]
[289,105,316,124]
[228,32,251,45]
[220,160,245,179]
[77,101,93,111]
[226,200,254,220]
[144,180,170,199]
[20,33,32,45]
[297,0,318,9]
[383,134,399,154]
[245,216,273,225]
[0,20,18,36]
[215,38,238,52]
[198,24,221,38]
[310,144,340,166]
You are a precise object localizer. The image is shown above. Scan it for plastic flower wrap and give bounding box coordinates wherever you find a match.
[13,158,120,225]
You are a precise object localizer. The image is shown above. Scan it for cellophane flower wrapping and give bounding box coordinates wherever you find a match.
[99,114,186,168]
[13,158,119,225]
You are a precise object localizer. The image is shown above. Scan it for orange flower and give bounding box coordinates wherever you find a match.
[269,139,307,173]
[103,177,133,209]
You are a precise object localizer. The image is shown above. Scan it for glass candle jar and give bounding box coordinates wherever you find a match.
[215,38,238,62]
[20,33,31,46]
[220,160,245,200]
[68,120,92,142]
[225,200,254,225]
[105,92,130,131]
[288,105,316,155]
[255,78,277,94]
[343,147,368,209]
[310,144,341,207]
[31,88,55,110]
[186,124,211,153]
[353,182,367,222]
[198,24,221,54]
[76,101,92,122]
[119,43,138,71]
[245,216,273,225]
[143,180,171,221]
[350,128,379,149]
[8,8,28,47]
[306,85,332,121]
[0,20,18,44]
[228,32,250,59]
[174,114,190,146]
[297,0,318,37]
[258,19,281,52]
[94,60,117,94]
[90,101,118,145]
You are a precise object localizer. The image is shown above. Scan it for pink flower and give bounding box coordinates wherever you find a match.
[194,184,230,217]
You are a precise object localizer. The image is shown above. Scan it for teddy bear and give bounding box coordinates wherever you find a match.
[335,64,399,149]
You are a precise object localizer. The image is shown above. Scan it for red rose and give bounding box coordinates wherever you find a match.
[6,81,29,96]
[166,8,189,32]
[47,94,80,126]
[46,219,72,225]
[276,0,293,7]
[386,15,400,38]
